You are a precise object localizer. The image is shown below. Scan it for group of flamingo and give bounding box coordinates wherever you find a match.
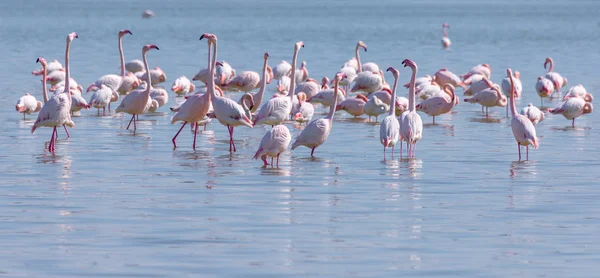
[16,27,594,164]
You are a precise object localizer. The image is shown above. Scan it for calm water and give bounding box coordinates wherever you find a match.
[1,0,600,277]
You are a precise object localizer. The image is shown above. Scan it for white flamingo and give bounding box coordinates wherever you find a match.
[135,67,166,86]
[335,94,367,118]
[32,59,62,76]
[507,68,539,161]
[400,59,423,158]
[292,92,314,123]
[291,73,345,157]
[549,95,594,127]
[294,78,320,99]
[171,76,195,96]
[379,67,401,160]
[464,77,507,118]
[253,124,292,167]
[535,76,554,106]
[117,72,141,95]
[364,95,389,122]
[89,84,118,116]
[563,85,593,102]
[31,32,78,152]
[125,59,144,73]
[15,93,42,120]
[416,84,457,124]
[520,104,545,125]
[441,23,451,48]
[544,57,567,94]
[273,60,291,80]
[115,44,160,133]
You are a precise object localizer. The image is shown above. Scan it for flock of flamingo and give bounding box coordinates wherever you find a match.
[15,25,594,165]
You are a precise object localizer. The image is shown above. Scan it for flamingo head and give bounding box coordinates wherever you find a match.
[544,57,553,70]
[295,41,304,50]
[266,66,274,84]
[514,71,520,79]
[67,32,78,42]
[321,77,329,88]
[563,77,568,86]
[482,63,491,73]
[200,33,217,44]
[334,73,346,82]
[142,44,159,54]
[442,23,450,28]
[36,57,47,67]
[119,29,133,37]
[386,66,399,79]
[584,93,594,103]
[263,52,269,60]
[357,41,367,52]
[402,59,418,71]
[583,102,594,114]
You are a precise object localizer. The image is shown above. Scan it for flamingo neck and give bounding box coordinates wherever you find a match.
[208,41,218,100]
[289,47,300,102]
[443,27,448,37]
[118,36,125,78]
[64,39,72,105]
[254,57,268,112]
[547,60,554,73]
[509,73,517,117]
[409,68,417,112]
[142,50,151,95]
[42,66,48,103]
[389,74,399,116]
[207,42,212,69]
[355,43,362,73]
[327,80,339,121]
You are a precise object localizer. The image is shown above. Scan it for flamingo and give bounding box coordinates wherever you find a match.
[170,79,213,150]
[86,30,132,95]
[135,67,166,86]
[254,42,304,127]
[354,41,379,73]
[400,59,423,158]
[273,60,291,80]
[31,32,78,152]
[563,85,593,102]
[464,77,507,118]
[294,78,320,99]
[441,23,451,48]
[215,61,236,86]
[433,68,467,90]
[224,65,272,93]
[292,92,314,123]
[291,73,345,157]
[405,74,432,90]
[380,67,401,160]
[338,65,357,92]
[201,33,253,152]
[15,93,42,120]
[277,76,290,94]
[288,61,308,84]
[149,86,169,111]
[364,96,389,122]
[417,83,442,100]
[125,59,144,73]
[395,96,409,117]
[321,77,330,89]
[351,71,383,93]
[89,84,118,116]
[35,57,72,137]
[336,94,367,118]
[501,70,522,117]
[308,86,346,109]
[191,44,212,85]
[115,44,160,133]
[369,88,393,104]
[520,104,545,125]
[69,91,91,114]
[544,57,567,94]
[241,52,270,114]
[32,59,62,76]
[507,68,538,161]
[171,76,195,96]
[461,64,492,80]
[548,95,594,127]
[416,84,457,124]
[535,76,554,106]
[253,124,292,167]
[117,72,141,95]
[464,74,489,96]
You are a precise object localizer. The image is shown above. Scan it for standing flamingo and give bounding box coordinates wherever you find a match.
[254,42,304,127]
[32,59,62,76]
[544,57,567,94]
[535,76,554,107]
[273,60,291,80]
[86,30,132,94]
[291,73,345,157]
[241,52,270,114]
[507,68,538,161]
[353,41,379,73]
[563,85,593,102]
[89,85,118,116]
[416,84,457,124]
[433,68,467,90]
[335,94,367,118]
[171,76,195,96]
[253,124,292,167]
[400,59,423,158]
[31,32,78,152]
[548,96,594,127]
[520,104,545,125]
[201,33,253,152]
[441,23,451,49]
[501,70,522,117]
[15,93,42,120]
[464,77,507,118]
[292,92,314,123]
[115,44,160,133]
[461,64,491,80]
[379,67,401,160]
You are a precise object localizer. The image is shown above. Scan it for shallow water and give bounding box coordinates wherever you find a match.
[1,0,600,277]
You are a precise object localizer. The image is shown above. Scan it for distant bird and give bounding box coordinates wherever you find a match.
[563,85,593,102]
[379,67,401,160]
[171,76,195,96]
[142,10,155,18]
[441,23,451,48]
[520,103,545,125]
[544,57,567,94]
[507,68,538,161]
[535,76,554,106]
[416,84,457,124]
[549,95,594,127]
[400,59,423,158]
[15,93,42,120]
[31,32,78,152]
[253,124,291,167]
[291,73,345,157]
[115,44,160,133]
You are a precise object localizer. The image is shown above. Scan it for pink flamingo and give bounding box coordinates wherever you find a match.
[88,84,118,116]
[535,76,554,106]
[135,67,166,86]
[544,57,567,94]
[379,67,401,160]
[507,68,538,160]
[501,70,522,117]
[441,23,451,48]
[224,66,273,93]
[32,59,62,76]
[125,59,144,73]
[294,78,320,99]
[273,60,291,80]
[241,52,270,114]
[400,59,423,158]
[433,68,467,90]
[171,76,195,96]
[35,57,72,137]
[31,32,78,152]
[288,61,308,84]
[335,94,367,118]
[253,124,292,167]
[117,72,141,95]
[354,41,379,73]
[464,77,507,118]
[254,42,304,127]
[520,104,545,125]
[201,33,253,152]
[291,73,345,157]
[15,93,42,120]
[416,84,457,124]
[461,64,491,80]
[563,85,593,102]
[86,30,132,97]
[321,77,330,89]
[549,95,594,127]
[292,92,314,123]
[115,44,160,133]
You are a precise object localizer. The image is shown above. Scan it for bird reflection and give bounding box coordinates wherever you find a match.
[399,158,423,178]
[509,160,538,177]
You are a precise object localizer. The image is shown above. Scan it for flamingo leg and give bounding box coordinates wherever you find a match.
[433,116,435,125]
[49,127,57,152]
[172,121,187,149]
[204,124,207,131]
[63,126,70,139]
[400,140,403,158]
[23,113,26,120]
[126,114,135,130]
[133,114,137,133]
[526,145,529,160]
[506,105,508,118]
[227,125,233,152]
[276,153,280,167]
[271,157,274,166]
[193,123,199,150]
[540,98,543,107]
[391,145,395,160]
[572,119,575,128]
[260,155,269,166]
[517,143,521,161]
[231,127,237,152]
[485,107,489,118]
[310,147,315,157]
[108,102,111,112]
[383,145,386,161]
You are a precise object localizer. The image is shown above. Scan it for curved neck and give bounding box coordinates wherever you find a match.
[409,67,417,111]
[327,79,339,120]
[253,57,268,112]
[547,60,554,73]
[118,36,126,78]
[42,66,48,103]
[289,46,300,101]
[442,27,448,37]
[509,74,517,116]
[355,43,362,73]
[388,74,399,116]
[142,50,151,94]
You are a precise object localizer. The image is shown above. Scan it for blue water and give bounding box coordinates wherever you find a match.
[1,0,600,277]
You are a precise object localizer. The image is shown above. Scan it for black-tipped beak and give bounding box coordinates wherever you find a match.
[200,34,205,40]
[364,48,367,52]
[36,58,40,63]
[156,47,160,50]
[127,30,133,35]
[75,35,79,38]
